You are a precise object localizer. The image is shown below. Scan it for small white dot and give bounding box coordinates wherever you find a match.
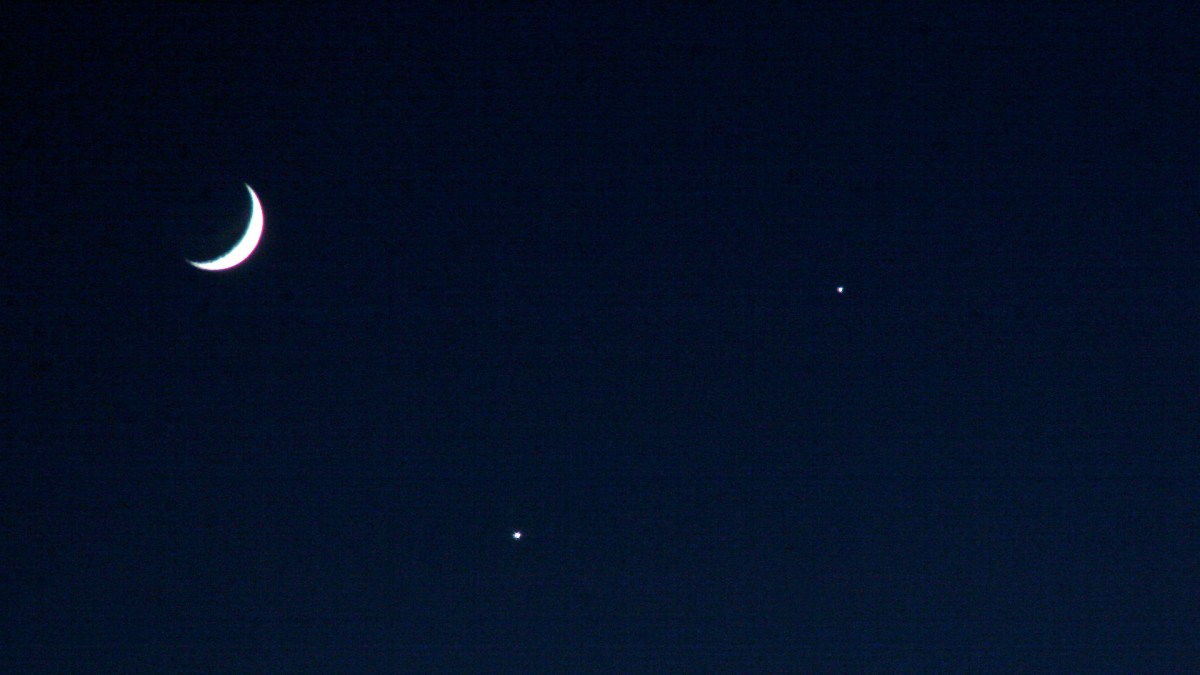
[836,286,844,294]
[512,531,522,539]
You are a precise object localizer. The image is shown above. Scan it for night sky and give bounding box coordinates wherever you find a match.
[4,4,1199,671]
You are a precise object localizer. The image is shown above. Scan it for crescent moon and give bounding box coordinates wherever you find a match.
[188,184,264,271]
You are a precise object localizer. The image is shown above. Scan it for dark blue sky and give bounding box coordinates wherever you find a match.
[4,3,1198,670]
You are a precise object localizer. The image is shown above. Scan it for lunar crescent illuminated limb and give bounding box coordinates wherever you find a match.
[188,184,264,271]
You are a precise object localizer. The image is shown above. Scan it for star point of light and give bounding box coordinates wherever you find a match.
[512,531,522,540]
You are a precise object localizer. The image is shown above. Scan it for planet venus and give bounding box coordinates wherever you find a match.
[188,184,264,271]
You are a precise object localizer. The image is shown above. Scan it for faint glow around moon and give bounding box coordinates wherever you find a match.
[513,531,522,540]
[188,184,264,271]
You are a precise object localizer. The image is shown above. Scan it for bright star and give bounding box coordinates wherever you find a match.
[512,531,522,540]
